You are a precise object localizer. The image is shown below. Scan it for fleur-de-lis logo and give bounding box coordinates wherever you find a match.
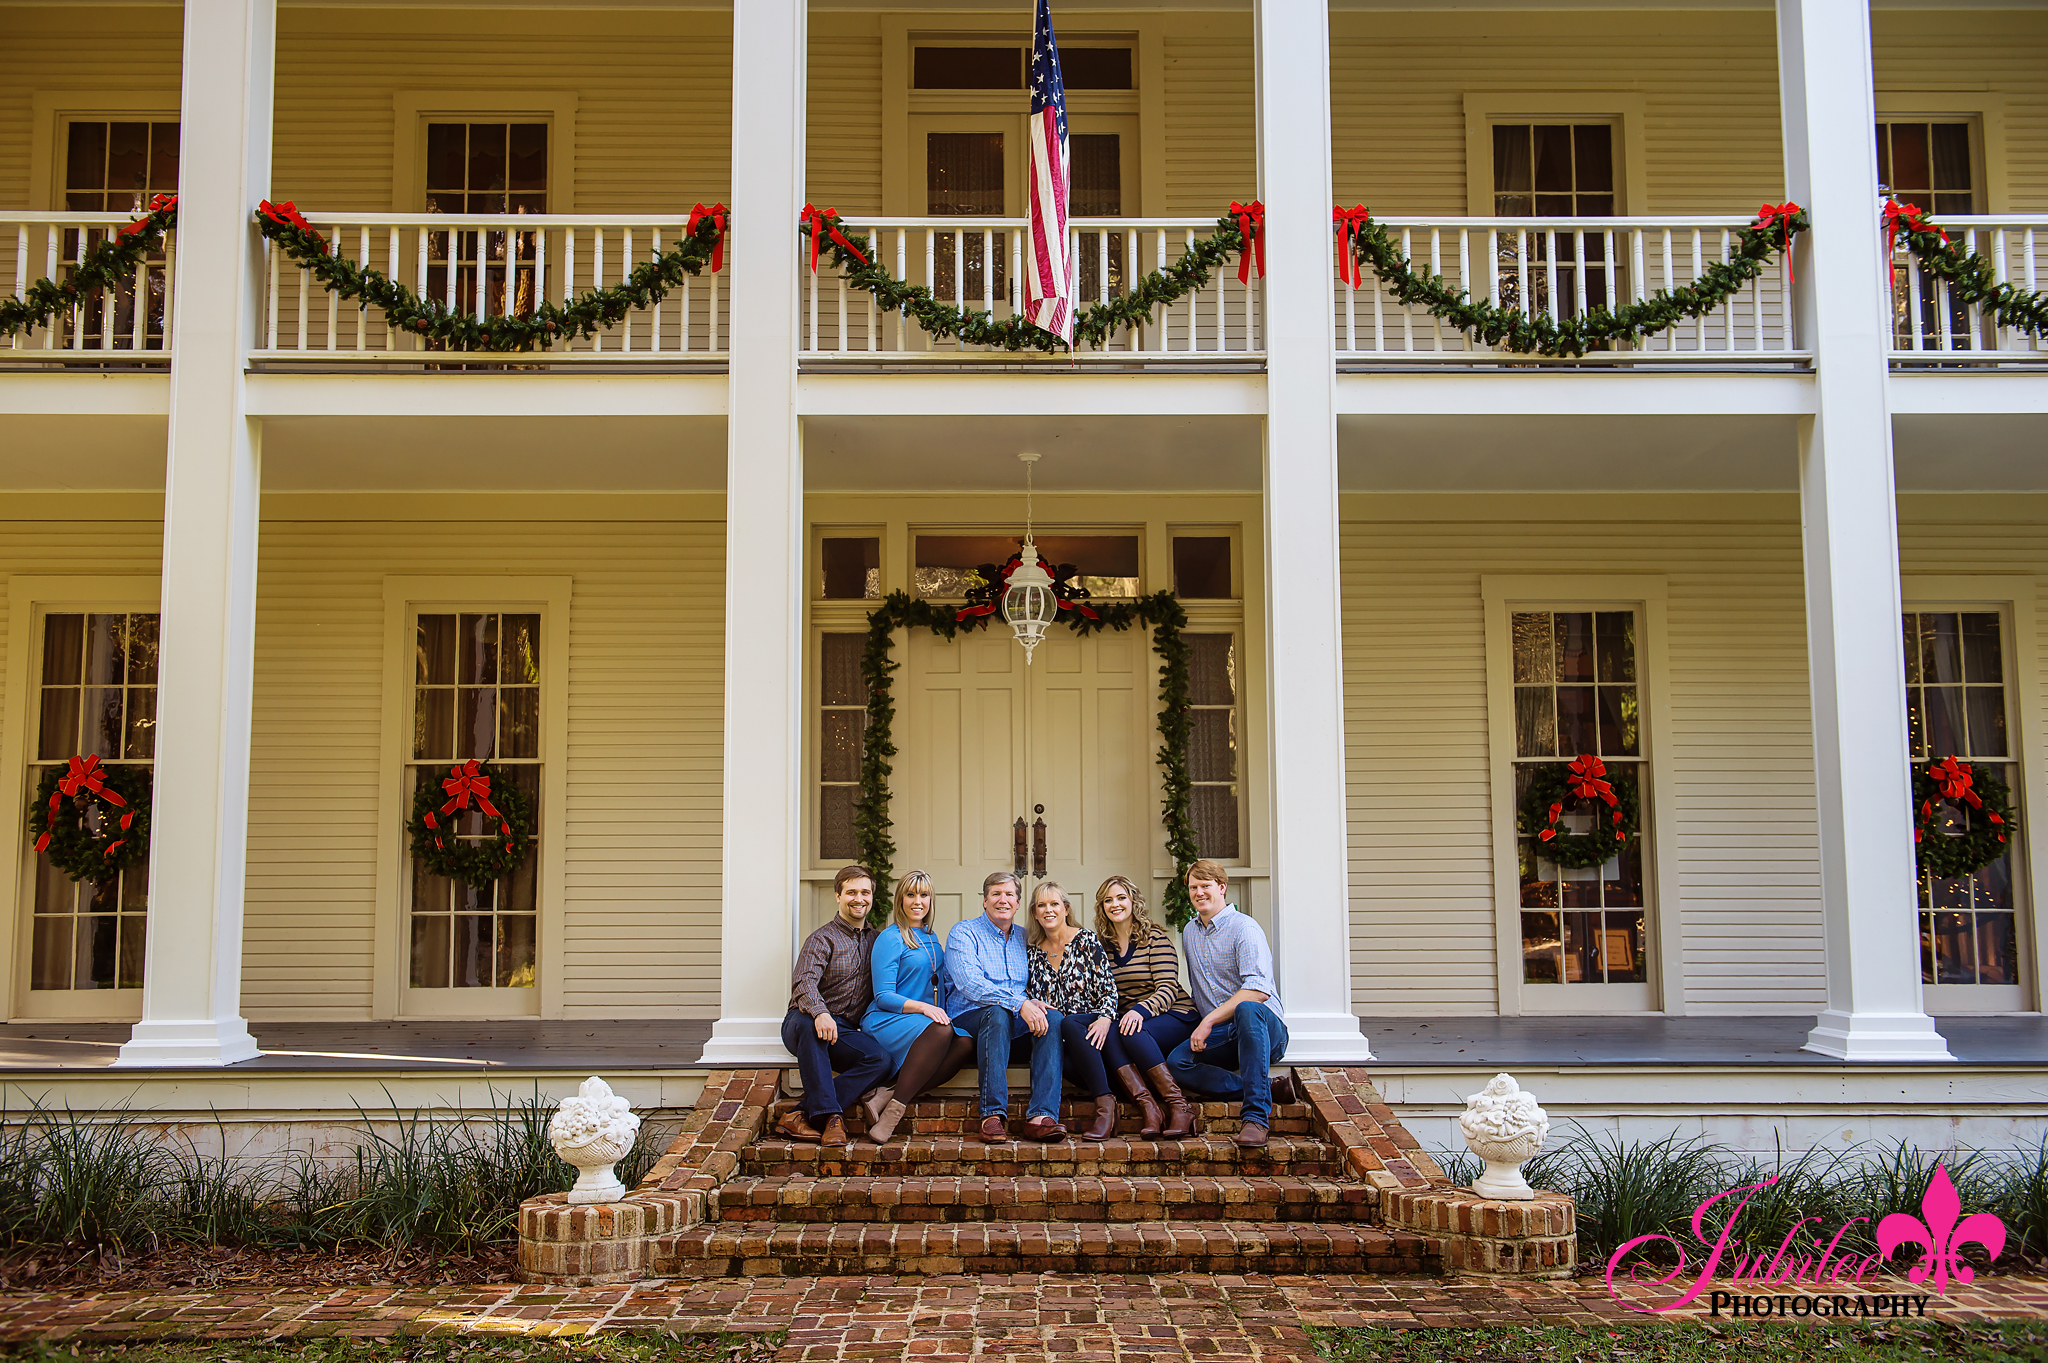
[1875,1162,2007,1293]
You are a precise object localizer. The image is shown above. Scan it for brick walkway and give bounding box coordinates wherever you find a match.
[2,1271,2044,1355]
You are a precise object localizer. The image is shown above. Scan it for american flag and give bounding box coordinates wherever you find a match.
[1024,0,1073,345]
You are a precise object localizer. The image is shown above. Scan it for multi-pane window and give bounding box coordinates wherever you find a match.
[30,613,158,991]
[408,612,541,989]
[1878,121,1976,351]
[1513,610,1646,986]
[1492,124,1615,319]
[1073,134,1125,302]
[927,132,1007,301]
[1904,611,2020,989]
[424,122,547,320]
[62,120,177,350]
[819,635,868,861]
[1187,634,1241,860]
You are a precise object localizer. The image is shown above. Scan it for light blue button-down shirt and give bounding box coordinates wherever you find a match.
[1182,904,1283,1020]
[944,912,1031,1013]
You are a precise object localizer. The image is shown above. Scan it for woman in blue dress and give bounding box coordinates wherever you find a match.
[860,870,973,1144]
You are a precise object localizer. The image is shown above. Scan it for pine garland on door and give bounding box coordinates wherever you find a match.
[1334,201,1809,358]
[27,756,153,883]
[1516,754,1642,869]
[1912,756,2017,881]
[0,194,177,340]
[853,574,1202,928]
[254,199,728,352]
[1883,198,2048,340]
[407,758,537,889]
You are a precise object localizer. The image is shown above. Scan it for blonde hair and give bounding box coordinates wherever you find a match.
[1092,875,1159,946]
[1025,880,1076,947]
[891,869,935,948]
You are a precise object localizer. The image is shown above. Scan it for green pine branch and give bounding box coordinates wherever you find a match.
[0,196,178,340]
[1888,202,2048,339]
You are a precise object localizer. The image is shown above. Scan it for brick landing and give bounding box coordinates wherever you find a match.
[3,1271,2046,1353]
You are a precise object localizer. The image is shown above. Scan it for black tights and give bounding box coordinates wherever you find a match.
[891,1022,976,1103]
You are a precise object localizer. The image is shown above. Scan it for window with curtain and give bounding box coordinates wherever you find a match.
[1187,634,1242,861]
[1072,133,1125,302]
[1878,121,1976,351]
[424,122,548,320]
[1492,124,1616,319]
[927,132,1007,302]
[818,634,868,861]
[61,120,177,349]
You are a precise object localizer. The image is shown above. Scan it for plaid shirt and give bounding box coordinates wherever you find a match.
[790,914,876,1018]
[1182,905,1282,1020]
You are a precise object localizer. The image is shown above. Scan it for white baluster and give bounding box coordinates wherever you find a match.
[1719,229,1732,351]
[130,252,148,351]
[1458,229,1471,353]
[592,228,605,352]
[898,229,909,351]
[266,236,278,351]
[12,224,26,350]
[1400,228,1414,352]
[1689,230,1704,350]
[1660,229,1674,350]
[1905,254,1926,350]
[1429,229,1443,351]
[161,231,175,354]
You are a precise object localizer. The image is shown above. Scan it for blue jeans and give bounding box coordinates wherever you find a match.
[1102,1009,1198,1073]
[953,1004,1066,1119]
[1166,1000,1290,1127]
[780,1008,890,1122]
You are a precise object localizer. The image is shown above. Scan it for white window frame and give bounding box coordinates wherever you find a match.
[392,92,578,213]
[28,93,179,211]
[1462,94,1647,218]
[376,576,571,1020]
[1483,575,1679,1016]
[0,575,161,1021]
[1874,93,2009,215]
[1902,575,2042,1014]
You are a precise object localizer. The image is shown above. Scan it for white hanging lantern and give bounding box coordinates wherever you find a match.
[1004,538,1058,664]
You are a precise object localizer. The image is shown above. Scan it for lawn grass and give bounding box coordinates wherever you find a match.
[1310,1321,2048,1363]
[3,1336,784,1363]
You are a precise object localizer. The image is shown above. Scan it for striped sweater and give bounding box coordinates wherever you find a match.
[1105,925,1194,1018]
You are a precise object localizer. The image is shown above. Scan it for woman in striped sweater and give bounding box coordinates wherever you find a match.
[1096,876,1200,1138]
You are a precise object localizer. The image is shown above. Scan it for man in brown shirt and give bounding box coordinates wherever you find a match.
[778,865,891,1146]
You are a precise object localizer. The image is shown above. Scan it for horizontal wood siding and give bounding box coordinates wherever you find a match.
[1873,11,2048,212]
[0,7,183,209]
[1163,23,1256,214]
[808,19,883,215]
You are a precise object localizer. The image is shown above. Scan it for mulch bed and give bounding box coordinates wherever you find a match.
[0,1243,517,1294]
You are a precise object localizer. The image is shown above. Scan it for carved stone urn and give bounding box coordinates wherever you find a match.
[548,1075,642,1204]
[1458,1072,1549,1201]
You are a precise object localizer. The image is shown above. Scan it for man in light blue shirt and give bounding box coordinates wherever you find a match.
[1167,859,1294,1148]
[944,870,1068,1143]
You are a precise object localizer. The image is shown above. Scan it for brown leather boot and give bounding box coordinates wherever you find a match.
[1144,1063,1198,1139]
[1113,1064,1164,1138]
[1082,1094,1118,1141]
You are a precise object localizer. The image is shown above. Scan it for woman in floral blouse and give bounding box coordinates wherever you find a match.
[1026,881,1122,1141]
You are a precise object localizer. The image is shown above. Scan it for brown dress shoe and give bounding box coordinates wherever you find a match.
[776,1109,824,1144]
[1233,1122,1269,1149]
[979,1114,1009,1143]
[1022,1114,1067,1142]
[821,1115,849,1148]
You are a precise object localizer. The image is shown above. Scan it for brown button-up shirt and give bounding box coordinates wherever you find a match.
[790,914,876,1019]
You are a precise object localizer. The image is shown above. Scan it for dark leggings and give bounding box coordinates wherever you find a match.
[890,1019,977,1104]
[1103,1009,1199,1073]
[1058,1013,1113,1098]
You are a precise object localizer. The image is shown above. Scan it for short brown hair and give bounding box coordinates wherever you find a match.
[834,865,874,896]
[982,870,1021,898]
[1186,859,1229,890]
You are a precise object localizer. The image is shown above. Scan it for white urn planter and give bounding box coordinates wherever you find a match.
[1458,1072,1549,1202]
[549,1075,642,1204]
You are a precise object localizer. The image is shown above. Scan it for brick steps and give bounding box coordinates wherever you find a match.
[713,1172,1376,1224]
[651,1218,1431,1277]
[743,1132,1341,1178]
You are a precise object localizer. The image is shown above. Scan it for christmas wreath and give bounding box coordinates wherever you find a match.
[953,551,1101,627]
[1913,756,2017,881]
[27,755,152,882]
[1518,754,1642,869]
[408,758,536,888]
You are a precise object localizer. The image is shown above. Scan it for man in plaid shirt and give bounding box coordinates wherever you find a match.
[779,865,891,1147]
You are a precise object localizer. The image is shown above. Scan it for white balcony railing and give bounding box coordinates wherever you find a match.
[801,217,1261,361]
[4,212,176,363]
[252,212,727,364]
[1890,216,2048,363]
[1334,216,1798,363]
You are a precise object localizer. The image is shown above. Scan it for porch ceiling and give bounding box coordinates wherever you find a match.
[1893,414,2048,492]
[260,415,728,491]
[802,414,1262,492]
[1338,413,1803,491]
[0,415,166,491]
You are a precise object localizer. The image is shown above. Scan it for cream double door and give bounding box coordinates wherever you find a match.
[898,627,1155,939]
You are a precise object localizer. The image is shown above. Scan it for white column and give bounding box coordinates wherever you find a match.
[1778,0,1950,1060]
[699,0,806,1065]
[116,0,274,1066]
[1254,0,1369,1061]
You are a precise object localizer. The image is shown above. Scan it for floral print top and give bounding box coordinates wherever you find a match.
[1027,928,1119,1018]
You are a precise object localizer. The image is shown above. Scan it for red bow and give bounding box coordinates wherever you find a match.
[35,755,133,856]
[1882,198,1945,289]
[1753,201,1801,285]
[1333,206,1372,289]
[258,200,329,254]
[687,202,727,273]
[1229,201,1265,286]
[801,204,869,274]
[425,758,511,850]
[118,193,177,241]
[1928,756,1984,810]
[1566,753,1618,807]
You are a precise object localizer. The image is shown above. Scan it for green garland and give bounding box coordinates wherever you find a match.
[1885,198,2048,340]
[1337,203,1808,358]
[255,199,727,353]
[805,208,1251,355]
[0,195,177,340]
[26,759,152,884]
[1913,757,2017,882]
[854,589,1202,928]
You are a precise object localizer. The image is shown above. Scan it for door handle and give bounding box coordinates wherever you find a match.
[1013,817,1028,876]
[1032,816,1047,877]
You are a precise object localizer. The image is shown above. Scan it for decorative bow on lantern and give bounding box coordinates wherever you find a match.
[34,754,133,856]
[257,200,329,254]
[425,758,513,851]
[1229,200,1265,286]
[1333,206,1372,289]
[687,202,728,273]
[801,204,869,273]
[1752,201,1803,284]
[1882,198,1947,288]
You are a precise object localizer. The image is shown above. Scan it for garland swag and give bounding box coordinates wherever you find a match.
[27,756,152,883]
[255,199,728,352]
[1336,202,1810,358]
[1884,198,2048,340]
[1516,754,1642,870]
[1913,756,2016,882]
[804,207,1253,355]
[407,759,537,889]
[0,195,177,340]
[855,587,1202,928]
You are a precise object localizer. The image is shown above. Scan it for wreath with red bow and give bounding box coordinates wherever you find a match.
[952,553,1100,628]
[1913,756,2017,881]
[1517,754,1642,869]
[27,755,153,883]
[407,758,536,888]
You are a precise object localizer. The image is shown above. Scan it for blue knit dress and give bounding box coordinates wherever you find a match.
[861,925,948,1072]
